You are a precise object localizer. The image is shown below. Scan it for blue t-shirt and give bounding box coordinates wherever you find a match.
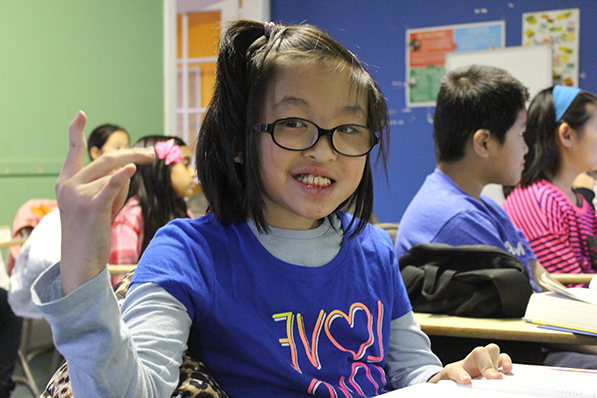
[395,169,539,291]
[132,211,411,397]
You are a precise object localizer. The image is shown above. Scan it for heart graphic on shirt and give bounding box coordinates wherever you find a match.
[324,302,374,360]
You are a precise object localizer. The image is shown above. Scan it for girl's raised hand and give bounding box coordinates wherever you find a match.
[428,343,512,384]
[56,111,154,295]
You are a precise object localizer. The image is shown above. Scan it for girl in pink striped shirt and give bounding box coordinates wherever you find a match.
[504,86,597,275]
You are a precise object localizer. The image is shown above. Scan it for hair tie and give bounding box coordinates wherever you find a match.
[264,21,275,39]
[553,85,581,122]
[154,138,182,165]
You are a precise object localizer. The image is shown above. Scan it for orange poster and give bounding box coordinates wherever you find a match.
[406,21,504,107]
[409,30,457,68]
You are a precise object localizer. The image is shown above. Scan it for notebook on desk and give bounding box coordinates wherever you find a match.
[385,364,597,397]
[523,273,597,335]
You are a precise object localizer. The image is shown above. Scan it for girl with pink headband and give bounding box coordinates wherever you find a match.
[110,136,195,272]
[504,85,597,277]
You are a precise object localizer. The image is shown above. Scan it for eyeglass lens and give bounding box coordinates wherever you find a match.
[273,119,375,156]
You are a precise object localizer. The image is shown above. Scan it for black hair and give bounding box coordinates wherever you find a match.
[519,87,597,186]
[434,64,529,163]
[87,124,130,160]
[196,19,389,235]
[128,135,190,255]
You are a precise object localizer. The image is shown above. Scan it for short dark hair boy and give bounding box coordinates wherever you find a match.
[396,64,539,289]
[433,64,528,163]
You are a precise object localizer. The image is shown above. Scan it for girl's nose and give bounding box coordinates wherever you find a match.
[303,135,337,162]
[523,139,529,155]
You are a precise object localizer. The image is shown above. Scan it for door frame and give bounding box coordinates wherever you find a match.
[163,0,270,136]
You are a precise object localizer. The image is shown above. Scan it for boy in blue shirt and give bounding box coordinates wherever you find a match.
[395,64,543,292]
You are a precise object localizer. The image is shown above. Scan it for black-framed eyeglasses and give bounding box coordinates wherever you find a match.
[253,117,379,157]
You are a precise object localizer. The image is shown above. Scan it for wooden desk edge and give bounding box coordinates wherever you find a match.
[550,273,595,284]
[0,237,27,248]
[107,264,137,275]
[413,312,597,345]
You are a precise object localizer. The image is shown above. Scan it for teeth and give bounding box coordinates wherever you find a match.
[298,174,331,186]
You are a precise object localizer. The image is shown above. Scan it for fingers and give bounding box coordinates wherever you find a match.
[57,111,154,188]
[428,362,472,385]
[475,344,503,380]
[94,163,137,218]
[75,147,154,184]
[498,352,513,374]
[59,111,88,183]
[431,344,508,385]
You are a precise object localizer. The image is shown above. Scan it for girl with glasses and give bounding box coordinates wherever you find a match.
[35,20,510,397]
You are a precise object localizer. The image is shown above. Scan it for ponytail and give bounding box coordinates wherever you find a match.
[197,20,265,228]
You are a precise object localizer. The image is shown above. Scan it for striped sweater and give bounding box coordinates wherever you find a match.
[503,180,597,274]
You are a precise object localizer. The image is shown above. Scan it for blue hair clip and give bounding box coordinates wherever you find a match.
[553,85,581,122]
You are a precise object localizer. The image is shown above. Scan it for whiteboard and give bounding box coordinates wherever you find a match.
[445,45,552,99]
[446,45,553,205]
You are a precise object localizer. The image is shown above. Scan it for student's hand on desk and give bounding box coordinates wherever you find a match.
[56,111,154,296]
[428,343,512,385]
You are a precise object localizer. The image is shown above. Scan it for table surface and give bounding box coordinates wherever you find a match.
[107,264,137,275]
[550,273,594,284]
[0,237,27,248]
[414,312,597,345]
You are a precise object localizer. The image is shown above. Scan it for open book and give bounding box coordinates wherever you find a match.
[384,364,597,397]
[523,273,597,336]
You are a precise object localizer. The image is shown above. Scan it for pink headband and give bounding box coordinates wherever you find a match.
[154,139,182,165]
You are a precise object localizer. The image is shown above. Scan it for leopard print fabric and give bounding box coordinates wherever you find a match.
[41,271,229,398]
[171,353,229,398]
[41,361,69,398]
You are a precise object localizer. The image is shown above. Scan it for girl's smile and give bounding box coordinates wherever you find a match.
[294,173,333,191]
[259,60,368,230]
[292,166,335,193]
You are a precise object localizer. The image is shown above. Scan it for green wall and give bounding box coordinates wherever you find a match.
[0,1,163,228]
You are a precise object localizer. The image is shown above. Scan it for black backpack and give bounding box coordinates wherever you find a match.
[399,243,534,318]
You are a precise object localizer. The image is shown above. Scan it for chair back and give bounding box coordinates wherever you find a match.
[374,222,399,245]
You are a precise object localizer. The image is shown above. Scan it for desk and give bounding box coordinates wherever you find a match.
[414,312,597,346]
[108,264,137,275]
[551,273,594,285]
[0,237,27,248]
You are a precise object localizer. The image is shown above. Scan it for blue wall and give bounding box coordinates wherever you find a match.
[271,0,597,223]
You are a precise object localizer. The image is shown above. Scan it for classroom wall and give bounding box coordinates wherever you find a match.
[0,1,163,227]
[271,0,597,223]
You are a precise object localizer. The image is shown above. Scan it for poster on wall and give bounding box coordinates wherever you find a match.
[406,21,504,108]
[522,8,579,87]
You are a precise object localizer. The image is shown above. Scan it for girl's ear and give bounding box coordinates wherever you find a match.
[556,122,574,148]
[472,129,491,159]
[89,146,102,161]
